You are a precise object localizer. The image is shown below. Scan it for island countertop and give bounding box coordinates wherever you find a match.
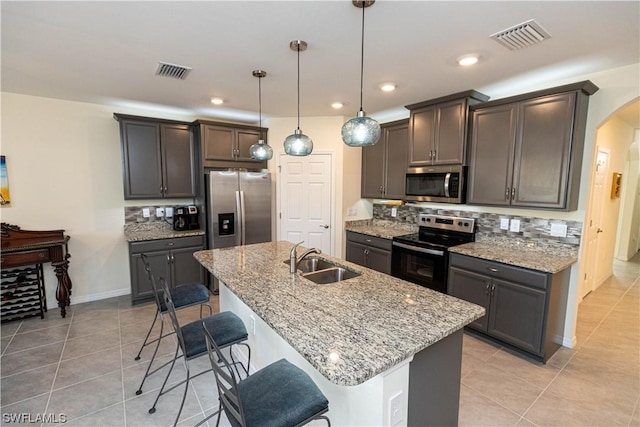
[194,241,484,387]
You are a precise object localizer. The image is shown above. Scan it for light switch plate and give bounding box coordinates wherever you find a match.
[142,208,150,218]
[550,222,568,237]
[391,207,398,218]
[500,218,510,230]
[165,207,174,218]
[509,219,521,232]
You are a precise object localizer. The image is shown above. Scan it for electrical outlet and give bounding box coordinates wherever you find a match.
[249,315,256,335]
[156,207,164,218]
[142,208,150,218]
[509,219,521,233]
[500,217,510,230]
[550,222,568,237]
[391,207,398,218]
[165,207,174,218]
[389,392,404,426]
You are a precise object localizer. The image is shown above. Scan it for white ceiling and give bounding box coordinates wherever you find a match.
[2,1,639,124]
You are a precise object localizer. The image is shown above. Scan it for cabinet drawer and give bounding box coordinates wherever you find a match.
[129,236,205,254]
[449,253,548,290]
[1,249,50,268]
[346,231,392,251]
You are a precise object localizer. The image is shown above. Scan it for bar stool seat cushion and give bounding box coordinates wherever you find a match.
[182,311,248,358]
[158,282,210,312]
[232,358,329,427]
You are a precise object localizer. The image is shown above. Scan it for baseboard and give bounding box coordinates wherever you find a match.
[557,333,577,348]
[47,287,131,310]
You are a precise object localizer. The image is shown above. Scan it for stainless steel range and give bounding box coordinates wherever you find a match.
[391,214,476,293]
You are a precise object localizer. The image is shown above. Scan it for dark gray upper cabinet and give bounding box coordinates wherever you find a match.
[405,90,489,166]
[116,114,197,199]
[194,120,267,169]
[467,81,598,211]
[361,119,409,199]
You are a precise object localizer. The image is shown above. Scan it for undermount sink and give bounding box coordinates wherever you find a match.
[302,267,361,284]
[284,256,361,284]
[284,256,335,273]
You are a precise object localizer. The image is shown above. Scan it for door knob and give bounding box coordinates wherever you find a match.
[597,228,603,233]
[319,224,329,229]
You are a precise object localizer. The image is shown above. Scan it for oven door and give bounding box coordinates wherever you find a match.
[391,241,448,293]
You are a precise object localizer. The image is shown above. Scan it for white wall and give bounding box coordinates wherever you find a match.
[0,93,198,307]
[616,131,640,261]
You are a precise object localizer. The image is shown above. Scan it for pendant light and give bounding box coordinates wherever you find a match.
[341,0,381,147]
[249,70,273,161]
[283,40,313,156]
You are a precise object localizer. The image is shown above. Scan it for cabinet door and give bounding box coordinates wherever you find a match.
[121,121,163,199]
[384,122,409,199]
[171,246,206,286]
[235,128,262,162]
[511,93,576,209]
[488,279,546,355]
[161,124,196,198]
[131,251,170,302]
[433,99,466,165]
[361,135,386,198]
[467,104,518,206]
[409,105,436,166]
[447,267,490,331]
[202,125,235,161]
[366,246,392,275]
[345,241,368,268]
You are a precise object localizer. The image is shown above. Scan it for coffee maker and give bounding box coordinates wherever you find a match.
[173,205,199,231]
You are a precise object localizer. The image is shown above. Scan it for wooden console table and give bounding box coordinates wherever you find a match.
[1,223,72,318]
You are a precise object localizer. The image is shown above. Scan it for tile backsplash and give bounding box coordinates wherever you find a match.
[372,203,582,248]
[124,205,174,225]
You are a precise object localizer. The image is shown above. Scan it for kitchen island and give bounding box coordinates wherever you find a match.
[194,241,484,426]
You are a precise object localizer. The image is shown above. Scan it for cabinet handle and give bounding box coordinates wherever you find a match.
[432,149,436,160]
[365,239,372,243]
[485,283,490,295]
[161,186,165,194]
[488,267,499,272]
[511,187,516,200]
[171,254,175,264]
[491,283,496,296]
[167,242,175,247]
[505,187,510,200]
[166,254,171,264]
[379,185,384,194]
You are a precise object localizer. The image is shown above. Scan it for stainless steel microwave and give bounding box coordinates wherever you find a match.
[405,165,466,203]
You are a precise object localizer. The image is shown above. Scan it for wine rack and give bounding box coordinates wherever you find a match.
[1,265,47,323]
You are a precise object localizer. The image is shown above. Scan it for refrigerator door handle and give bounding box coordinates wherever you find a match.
[238,190,246,245]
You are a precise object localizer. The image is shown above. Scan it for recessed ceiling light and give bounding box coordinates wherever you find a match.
[457,55,479,66]
[331,102,344,109]
[379,83,397,92]
[210,97,224,105]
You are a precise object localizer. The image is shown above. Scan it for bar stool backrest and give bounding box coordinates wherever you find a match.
[202,321,247,426]
[157,277,189,359]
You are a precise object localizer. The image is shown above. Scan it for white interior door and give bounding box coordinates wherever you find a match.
[582,147,609,299]
[278,153,333,255]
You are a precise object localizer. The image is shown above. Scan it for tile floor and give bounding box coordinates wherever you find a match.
[1,254,638,427]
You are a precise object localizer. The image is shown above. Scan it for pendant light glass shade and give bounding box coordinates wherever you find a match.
[341,0,381,147]
[284,40,313,156]
[284,129,313,156]
[249,70,273,161]
[341,110,381,147]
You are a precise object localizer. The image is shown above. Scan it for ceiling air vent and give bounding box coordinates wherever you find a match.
[155,62,192,80]
[490,19,551,51]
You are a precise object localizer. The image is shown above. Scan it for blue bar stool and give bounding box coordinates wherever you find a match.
[134,253,212,395]
[148,276,251,427]
[201,321,331,427]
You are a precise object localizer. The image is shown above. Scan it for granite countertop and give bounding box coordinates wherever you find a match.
[449,236,579,274]
[123,223,205,242]
[344,220,417,240]
[194,241,484,387]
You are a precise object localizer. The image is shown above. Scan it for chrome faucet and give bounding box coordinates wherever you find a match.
[289,241,321,273]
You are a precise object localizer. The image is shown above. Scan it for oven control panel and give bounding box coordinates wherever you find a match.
[418,214,475,234]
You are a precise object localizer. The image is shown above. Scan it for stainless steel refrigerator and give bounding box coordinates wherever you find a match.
[206,170,272,251]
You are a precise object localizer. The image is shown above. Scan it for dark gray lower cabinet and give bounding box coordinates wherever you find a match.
[345,231,392,275]
[447,253,568,362]
[128,236,205,305]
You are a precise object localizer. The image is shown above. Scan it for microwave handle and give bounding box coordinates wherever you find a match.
[444,172,451,198]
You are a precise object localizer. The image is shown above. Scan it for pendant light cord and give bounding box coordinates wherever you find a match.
[297,43,301,130]
[359,2,365,112]
[258,74,262,138]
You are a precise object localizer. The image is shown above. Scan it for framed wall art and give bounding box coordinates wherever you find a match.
[0,155,10,206]
[611,172,622,199]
